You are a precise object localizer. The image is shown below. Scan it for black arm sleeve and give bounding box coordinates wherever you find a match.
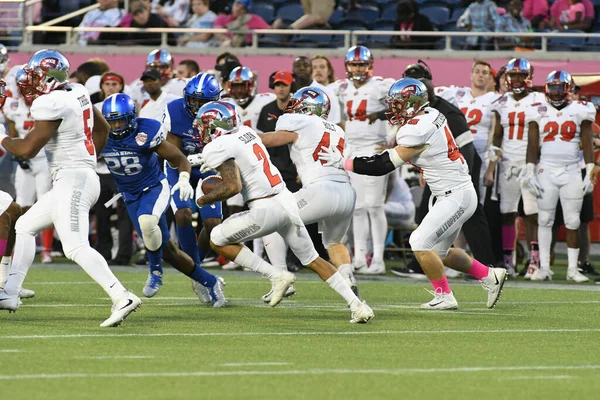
[352,151,397,176]
[459,142,476,175]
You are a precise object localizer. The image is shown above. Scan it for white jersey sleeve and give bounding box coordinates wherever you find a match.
[161,105,172,133]
[435,86,460,107]
[31,94,65,121]
[396,114,438,148]
[275,112,310,133]
[203,138,234,170]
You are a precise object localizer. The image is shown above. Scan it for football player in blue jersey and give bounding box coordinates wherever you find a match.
[100,93,226,307]
[161,73,224,270]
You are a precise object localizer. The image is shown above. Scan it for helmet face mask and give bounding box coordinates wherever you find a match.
[19,49,70,100]
[505,58,533,94]
[227,66,255,106]
[146,49,174,85]
[284,87,330,119]
[545,70,573,107]
[101,94,138,139]
[385,78,429,126]
[193,101,238,145]
[344,46,373,83]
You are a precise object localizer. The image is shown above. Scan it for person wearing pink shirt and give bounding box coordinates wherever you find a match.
[550,0,594,31]
[522,0,549,29]
[213,0,270,47]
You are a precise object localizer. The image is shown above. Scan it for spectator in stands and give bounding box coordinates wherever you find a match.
[292,56,312,91]
[273,0,335,30]
[120,0,171,45]
[523,0,549,29]
[311,55,335,86]
[153,0,190,27]
[76,0,125,46]
[390,0,435,50]
[176,0,218,47]
[458,0,498,50]
[495,0,534,50]
[213,0,270,47]
[176,59,200,79]
[550,0,595,31]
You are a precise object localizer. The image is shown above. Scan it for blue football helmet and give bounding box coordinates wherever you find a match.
[102,93,138,139]
[344,45,373,83]
[385,78,429,126]
[505,58,533,94]
[18,49,70,100]
[184,72,222,117]
[285,86,330,119]
[545,70,573,107]
[227,66,256,106]
[194,101,239,144]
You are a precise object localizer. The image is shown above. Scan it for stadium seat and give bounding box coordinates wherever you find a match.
[547,33,586,51]
[328,7,344,27]
[586,36,600,50]
[449,7,466,23]
[291,32,333,48]
[444,26,467,50]
[345,5,380,26]
[419,0,457,8]
[252,3,275,24]
[379,4,398,23]
[421,6,450,28]
[276,4,304,24]
[339,20,369,31]
[367,24,394,48]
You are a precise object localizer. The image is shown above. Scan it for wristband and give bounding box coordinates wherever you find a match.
[343,158,354,171]
[586,163,595,176]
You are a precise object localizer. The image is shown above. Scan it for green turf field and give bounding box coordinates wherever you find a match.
[1,260,600,400]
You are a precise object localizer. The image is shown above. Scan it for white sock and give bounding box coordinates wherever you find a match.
[72,246,127,301]
[234,246,281,279]
[252,238,264,258]
[538,225,552,271]
[338,263,354,281]
[567,247,580,271]
[353,208,369,267]
[326,271,361,310]
[4,232,36,296]
[368,206,387,264]
[0,256,10,288]
[262,232,288,271]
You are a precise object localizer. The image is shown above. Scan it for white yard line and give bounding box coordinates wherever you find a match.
[0,365,598,380]
[2,328,600,340]
[219,362,292,367]
[77,356,156,359]
[500,375,575,381]
[0,350,21,353]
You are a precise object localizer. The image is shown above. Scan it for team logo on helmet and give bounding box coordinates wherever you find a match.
[40,58,59,68]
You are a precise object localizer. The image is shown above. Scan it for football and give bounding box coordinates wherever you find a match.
[200,176,223,195]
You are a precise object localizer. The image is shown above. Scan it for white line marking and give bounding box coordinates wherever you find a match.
[219,362,291,367]
[77,356,156,360]
[0,365,597,380]
[501,375,575,381]
[2,328,600,340]
[0,350,21,353]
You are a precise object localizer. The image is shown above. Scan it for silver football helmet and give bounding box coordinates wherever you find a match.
[194,101,239,144]
[227,66,256,106]
[385,78,429,126]
[20,49,70,99]
[0,44,8,74]
[505,57,533,94]
[285,86,331,119]
[344,45,373,83]
[545,70,573,107]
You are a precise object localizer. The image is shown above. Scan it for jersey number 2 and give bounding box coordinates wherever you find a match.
[313,132,344,165]
[253,143,282,187]
[83,108,95,156]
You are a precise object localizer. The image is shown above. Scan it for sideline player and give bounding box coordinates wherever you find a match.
[258,87,358,300]
[190,101,374,323]
[101,93,226,304]
[319,78,507,310]
[0,50,140,327]
[523,71,595,282]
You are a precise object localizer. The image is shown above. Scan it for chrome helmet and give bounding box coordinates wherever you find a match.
[18,49,70,101]
[505,57,533,94]
[227,66,256,106]
[385,78,429,126]
[146,48,174,84]
[0,79,6,109]
[285,86,330,119]
[545,70,574,108]
[15,66,35,106]
[344,45,373,83]
[0,44,8,74]
[194,101,239,144]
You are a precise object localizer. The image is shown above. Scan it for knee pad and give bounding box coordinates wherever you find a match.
[14,214,37,236]
[138,214,162,251]
[537,209,555,228]
[63,243,87,261]
[209,225,228,247]
[564,213,581,231]
[409,230,428,252]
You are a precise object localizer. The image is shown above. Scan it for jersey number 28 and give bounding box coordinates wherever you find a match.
[104,156,143,176]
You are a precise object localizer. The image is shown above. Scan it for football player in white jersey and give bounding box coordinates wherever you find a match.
[189,101,373,323]
[320,78,508,310]
[258,87,358,300]
[328,45,395,274]
[523,71,596,282]
[437,61,498,202]
[0,50,141,327]
[488,58,544,278]
[4,69,55,264]
[0,78,35,300]
[129,49,186,109]
[138,68,179,121]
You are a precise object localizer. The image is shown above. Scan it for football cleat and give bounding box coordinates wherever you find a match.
[480,267,508,309]
[355,261,385,275]
[210,276,227,308]
[19,288,35,299]
[420,288,458,310]
[100,291,141,327]
[530,268,553,281]
[268,271,296,307]
[262,284,296,303]
[350,301,374,324]
[0,290,19,312]
[41,252,53,264]
[142,272,163,298]
[191,279,212,304]
[566,269,589,283]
